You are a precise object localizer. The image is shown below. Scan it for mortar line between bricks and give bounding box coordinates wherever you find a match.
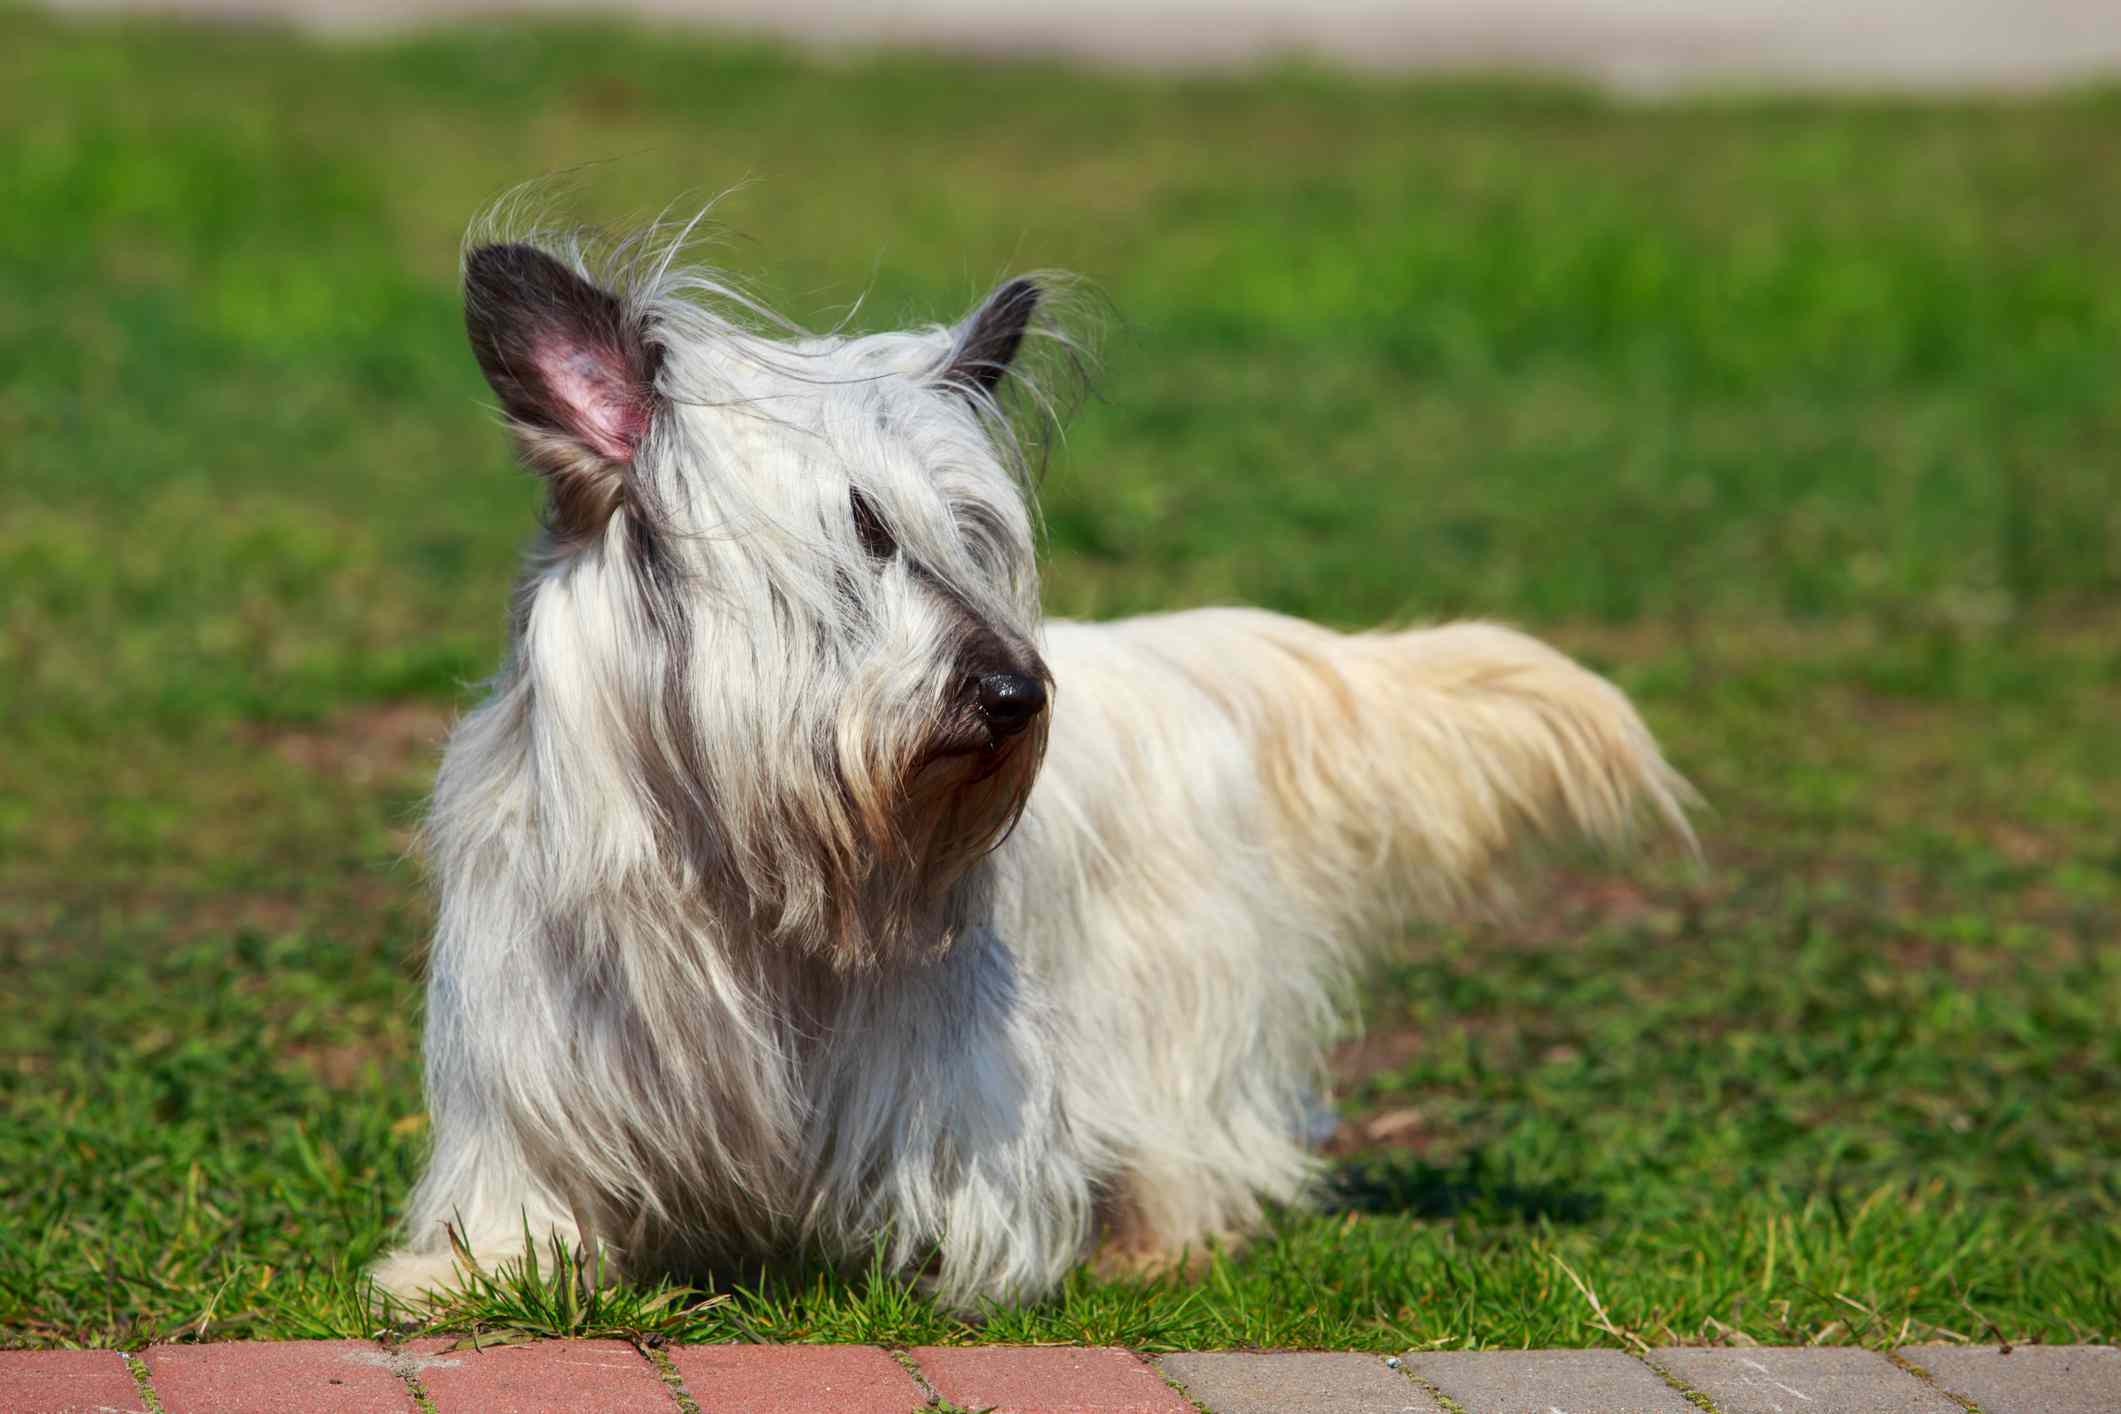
[1631,1349,1724,1414]
[1885,1348,1987,1414]
[1392,1359,1466,1414]
[383,1338,441,1414]
[890,1346,950,1410]
[1366,1352,1437,1414]
[121,1352,167,1414]
[1147,1354,1214,1414]
[638,1340,703,1414]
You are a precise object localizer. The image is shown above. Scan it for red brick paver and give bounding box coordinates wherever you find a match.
[0,1349,150,1414]
[910,1346,1194,1414]
[668,1343,921,1413]
[409,1337,676,1414]
[143,1339,415,1414]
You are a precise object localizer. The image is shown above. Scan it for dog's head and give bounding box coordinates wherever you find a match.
[460,235,1069,967]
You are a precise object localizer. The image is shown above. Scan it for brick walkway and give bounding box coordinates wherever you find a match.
[2,1339,2114,1412]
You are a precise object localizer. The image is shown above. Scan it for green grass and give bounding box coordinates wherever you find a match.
[2,8,2117,1353]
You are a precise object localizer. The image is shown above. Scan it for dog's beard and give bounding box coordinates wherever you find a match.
[823,699,1049,969]
[627,683,1049,974]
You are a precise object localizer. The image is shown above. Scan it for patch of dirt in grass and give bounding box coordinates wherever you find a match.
[250,700,453,784]
[1321,1100,1434,1159]
[281,1039,409,1088]
[1325,1024,1432,1157]
[165,867,424,945]
[175,892,313,940]
[1330,1024,1423,1089]
[1504,871,1671,950]
[1986,820,2059,866]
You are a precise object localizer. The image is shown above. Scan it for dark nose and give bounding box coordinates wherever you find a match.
[975,672,1047,736]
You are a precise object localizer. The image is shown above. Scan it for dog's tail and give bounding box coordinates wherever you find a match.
[1078,609,1696,934]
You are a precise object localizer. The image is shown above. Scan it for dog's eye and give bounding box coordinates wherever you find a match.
[850,488,896,561]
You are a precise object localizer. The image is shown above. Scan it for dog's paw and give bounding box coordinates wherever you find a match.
[367,1248,471,1312]
[1088,1236,1228,1283]
[1090,1183,1249,1283]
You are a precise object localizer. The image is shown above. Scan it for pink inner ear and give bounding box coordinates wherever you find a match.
[535,336,647,463]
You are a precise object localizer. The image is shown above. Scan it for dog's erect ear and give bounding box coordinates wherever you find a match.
[464,243,661,516]
[941,278,1040,398]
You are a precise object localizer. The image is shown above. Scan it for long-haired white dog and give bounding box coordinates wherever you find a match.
[373,218,1691,1311]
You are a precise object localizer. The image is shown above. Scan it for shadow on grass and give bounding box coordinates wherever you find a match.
[1324,1153,1603,1225]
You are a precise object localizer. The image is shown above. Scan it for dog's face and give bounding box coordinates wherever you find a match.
[462,241,1053,965]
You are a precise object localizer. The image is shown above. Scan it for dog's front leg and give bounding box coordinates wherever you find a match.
[803,930,1096,1311]
[371,952,608,1307]
[370,1118,596,1307]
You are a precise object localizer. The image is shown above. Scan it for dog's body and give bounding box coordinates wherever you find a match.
[374,225,1690,1310]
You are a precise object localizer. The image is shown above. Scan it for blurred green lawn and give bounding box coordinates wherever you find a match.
[1,9,2116,1351]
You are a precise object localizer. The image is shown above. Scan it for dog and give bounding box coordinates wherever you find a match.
[371,218,1692,1311]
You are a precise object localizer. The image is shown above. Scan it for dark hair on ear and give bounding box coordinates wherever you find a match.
[939,274,1105,484]
[463,240,664,542]
[941,278,1041,397]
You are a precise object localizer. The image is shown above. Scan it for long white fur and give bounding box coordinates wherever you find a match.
[373,221,1693,1310]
